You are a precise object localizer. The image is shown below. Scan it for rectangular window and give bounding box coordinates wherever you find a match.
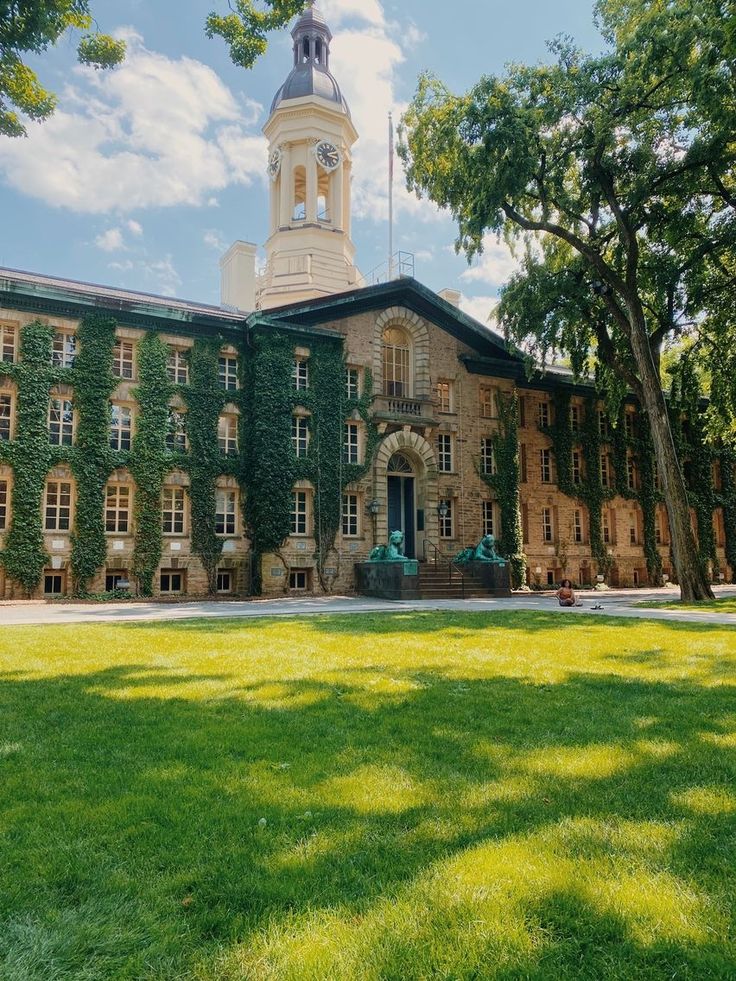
[600,451,611,487]
[105,571,129,592]
[105,485,131,533]
[0,479,7,531]
[627,456,637,490]
[215,489,237,536]
[162,487,185,535]
[45,480,72,531]
[167,348,189,385]
[520,444,527,483]
[625,411,635,438]
[217,570,232,594]
[439,499,453,539]
[342,493,359,537]
[435,380,452,413]
[480,437,495,476]
[292,415,309,457]
[602,510,611,544]
[218,355,238,391]
[343,423,359,464]
[572,450,582,485]
[629,522,638,545]
[218,415,238,455]
[289,569,309,590]
[437,434,453,473]
[570,404,581,433]
[160,571,184,594]
[538,401,550,428]
[382,333,410,397]
[518,396,526,428]
[542,507,553,543]
[482,501,495,537]
[345,367,360,399]
[573,508,583,543]
[48,398,74,446]
[291,490,308,535]
[479,386,496,419]
[166,409,187,452]
[540,448,552,483]
[112,340,134,379]
[51,331,77,368]
[109,404,132,451]
[598,410,609,438]
[44,573,64,596]
[292,359,309,390]
[1,324,17,364]
[0,393,11,441]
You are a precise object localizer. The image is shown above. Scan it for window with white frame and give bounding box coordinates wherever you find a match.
[480,437,495,475]
[0,393,11,441]
[479,386,496,419]
[598,410,609,438]
[166,409,187,452]
[572,450,583,485]
[573,508,583,543]
[435,380,452,413]
[162,487,185,534]
[0,479,7,530]
[437,433,453,473]
[112,340,134,379]
[627,454,638,490]
[629,520,638,545]
[570,404,581,432]
[292,358,309,390]
[105,485,131,533]
[289,569,310,590]
[109,404,132,451]
[215,488,237,536]
[44,573,65,595]
[602,509,612,544]
[345,366,360,399]
[160,570,184,594]
[542,507,554,543]
[291,490,309,535]
[218,415,238,455]
[538,401,550,427]
[382,326,410,397]
[625,410,636,438]
[218,354,238,391]
[482,500,495,537]
[167,347,189,385]
[51,330,77,368]
[217,569,232,593]
[600,451,611,487]
[1,324,17,364]
[343,423,359,464]
[48,398,74,445]
[439,498,453,538]
[540,447,552,483]
[292,415,309,457]
[342,493,359,536]
[45,480,72,531]
[106,571,129,592]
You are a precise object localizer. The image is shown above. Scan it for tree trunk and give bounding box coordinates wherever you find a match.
[628,311,714,601]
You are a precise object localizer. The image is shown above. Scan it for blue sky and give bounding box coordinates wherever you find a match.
[0,0,604,321]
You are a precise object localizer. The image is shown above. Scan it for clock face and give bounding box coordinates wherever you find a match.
[315,141,341,171]
[267,147,282,180]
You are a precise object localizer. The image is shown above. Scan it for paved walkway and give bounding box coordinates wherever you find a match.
[2,586,736,627]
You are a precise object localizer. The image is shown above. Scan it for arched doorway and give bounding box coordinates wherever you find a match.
[387,452,416,558]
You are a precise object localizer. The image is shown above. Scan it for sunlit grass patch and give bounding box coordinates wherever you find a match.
[637,597,736,614]
[1,610,735,979]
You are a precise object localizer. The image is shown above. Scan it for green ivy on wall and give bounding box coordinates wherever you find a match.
[479,391,526,588]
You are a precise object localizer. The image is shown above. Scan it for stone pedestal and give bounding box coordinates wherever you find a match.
[354,560,420,600]
[466,560,511,596]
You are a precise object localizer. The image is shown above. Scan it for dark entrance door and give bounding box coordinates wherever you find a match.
[387,475,415,558]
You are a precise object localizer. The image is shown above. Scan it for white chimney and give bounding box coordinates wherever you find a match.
[220,241,257,312]
[438,288,461,308]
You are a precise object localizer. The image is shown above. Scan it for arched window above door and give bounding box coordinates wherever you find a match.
[387,452,413,474]
[382,326,411,397]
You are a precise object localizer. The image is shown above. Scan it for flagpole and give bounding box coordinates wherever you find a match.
[388,111,394,281]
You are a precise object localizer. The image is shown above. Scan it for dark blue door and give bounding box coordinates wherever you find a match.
[387,475,415,558]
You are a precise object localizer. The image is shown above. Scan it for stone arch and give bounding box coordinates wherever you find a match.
[374,306,431,400]
[373,429,440,548]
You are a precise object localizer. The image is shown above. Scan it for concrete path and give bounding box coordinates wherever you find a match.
[2,586,736,628]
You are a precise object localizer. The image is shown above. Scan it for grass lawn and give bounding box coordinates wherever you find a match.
[1,611,735,980]
[637,597,736,614]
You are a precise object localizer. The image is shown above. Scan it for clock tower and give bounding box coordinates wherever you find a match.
[258,3,360,309]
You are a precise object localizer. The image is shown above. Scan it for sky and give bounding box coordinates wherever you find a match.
[0,0,606,323]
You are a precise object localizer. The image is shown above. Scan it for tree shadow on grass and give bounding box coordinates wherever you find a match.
[0,660,735,979]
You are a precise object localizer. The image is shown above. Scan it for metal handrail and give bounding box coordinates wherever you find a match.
[422,538,466,598]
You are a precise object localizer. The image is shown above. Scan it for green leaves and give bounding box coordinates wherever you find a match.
[205,1,307,69]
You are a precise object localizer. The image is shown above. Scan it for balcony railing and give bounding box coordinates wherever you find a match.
[373,394,436,424]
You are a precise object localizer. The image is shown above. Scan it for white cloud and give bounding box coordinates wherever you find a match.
[320,0,385,26]
[0,35,266,214]
[460,235,521,288]
[126,220,143,236]
[459,294,500,325]
[203,229,227,251]
[143,255,181,296]
[95,228,125,252]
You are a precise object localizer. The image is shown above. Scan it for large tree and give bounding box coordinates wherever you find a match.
[401,0,735,601]
[0,0,306,137]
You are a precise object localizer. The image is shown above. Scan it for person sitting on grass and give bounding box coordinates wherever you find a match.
[556,578,577,607]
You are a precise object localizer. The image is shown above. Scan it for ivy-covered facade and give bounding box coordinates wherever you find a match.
[0,271,732,599]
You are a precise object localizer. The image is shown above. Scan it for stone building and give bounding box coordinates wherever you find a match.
[0,5,732,599]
